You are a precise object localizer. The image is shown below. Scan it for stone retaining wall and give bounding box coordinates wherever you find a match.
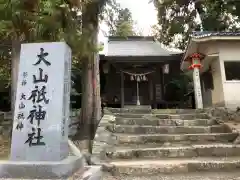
[0,112,12,137]
[206,107,240,122]
[204,107,240,144]
[68,109,81,137]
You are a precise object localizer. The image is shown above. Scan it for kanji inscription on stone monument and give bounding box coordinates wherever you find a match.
[10,42,72,161]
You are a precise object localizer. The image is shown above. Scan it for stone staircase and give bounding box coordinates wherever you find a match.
[101,107,240,177]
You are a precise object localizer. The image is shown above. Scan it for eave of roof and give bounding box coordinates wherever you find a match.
[108,36,155,42]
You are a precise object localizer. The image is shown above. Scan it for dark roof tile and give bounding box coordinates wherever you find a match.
[106,36,183,57]
[191,31,240,39]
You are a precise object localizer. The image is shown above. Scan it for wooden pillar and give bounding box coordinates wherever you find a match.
[148,73,155,108]
[152,72,157,108]
[120,71,124,108]
[149,75,153,103]
[160,66,165,100]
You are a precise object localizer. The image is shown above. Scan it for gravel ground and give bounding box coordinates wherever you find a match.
[103,172,240,180]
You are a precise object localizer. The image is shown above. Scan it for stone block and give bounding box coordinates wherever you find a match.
[0,155,83,179]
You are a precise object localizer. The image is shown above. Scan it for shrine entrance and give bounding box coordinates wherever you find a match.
[121,65,154,106]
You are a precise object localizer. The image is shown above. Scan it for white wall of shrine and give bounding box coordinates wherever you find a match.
[199,42,222,108]
[185,40,240,109]
[218,41,240,109]
[199,41,240,109]
[210,58,224,106]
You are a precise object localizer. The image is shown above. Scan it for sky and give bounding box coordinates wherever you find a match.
[98,0,158,41]
[116,0,158,35]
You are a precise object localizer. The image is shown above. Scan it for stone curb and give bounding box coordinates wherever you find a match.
[91,109,116,165]
[205,107,240,143]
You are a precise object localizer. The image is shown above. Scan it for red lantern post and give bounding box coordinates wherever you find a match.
[184,52,205,109]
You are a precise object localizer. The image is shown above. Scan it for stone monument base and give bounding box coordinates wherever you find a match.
[0,156,83,179]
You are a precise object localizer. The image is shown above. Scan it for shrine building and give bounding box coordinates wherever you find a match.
[100,32,240,109]
[99,36,184,109]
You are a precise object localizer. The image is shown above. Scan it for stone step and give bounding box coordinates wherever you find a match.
[156,113,210,120]
[106,157,240,175]
[116,141,232,148]
[116,133,238,144]
[108,144,240,159]
[117,113,210,119]
[109,107,151,114]
[115,118,217,126]
[116,114,149,118]
[108,125,229,134]
[103,172,240,180]
[152,109,206,114]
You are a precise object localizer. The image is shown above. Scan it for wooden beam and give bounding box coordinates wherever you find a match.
[120,71,124,108]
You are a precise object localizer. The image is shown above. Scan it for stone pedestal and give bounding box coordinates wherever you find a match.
[0,157,102,179]
[0,156,83,179]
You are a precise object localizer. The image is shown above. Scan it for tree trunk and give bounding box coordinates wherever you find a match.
[74,1,101,153]
[77,58,94,152]
[92,54,101,125]
[11,41,21,116]
[91,18,101,142]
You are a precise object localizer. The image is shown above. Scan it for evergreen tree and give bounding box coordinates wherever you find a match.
[103,0,137,36]
[152,0,240,50]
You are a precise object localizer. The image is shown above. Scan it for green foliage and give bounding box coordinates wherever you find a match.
[103,0,136,36]
[0,0,111,87]
[152,0,240,50]
[0,1,78,94]
[0,0,79,84]
[114,21,136,37]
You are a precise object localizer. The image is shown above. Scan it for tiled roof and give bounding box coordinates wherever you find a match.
[191,31,240,39]
[105,36,183,57]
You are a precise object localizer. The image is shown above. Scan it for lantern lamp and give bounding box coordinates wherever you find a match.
[185,53,205,70]
[103,62,109,74]
[143,75,147,81]
[130,75,134,81]
[136,76,140,82]
[163,64,169,74]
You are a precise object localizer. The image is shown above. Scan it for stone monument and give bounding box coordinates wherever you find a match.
[0,42,101,179]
